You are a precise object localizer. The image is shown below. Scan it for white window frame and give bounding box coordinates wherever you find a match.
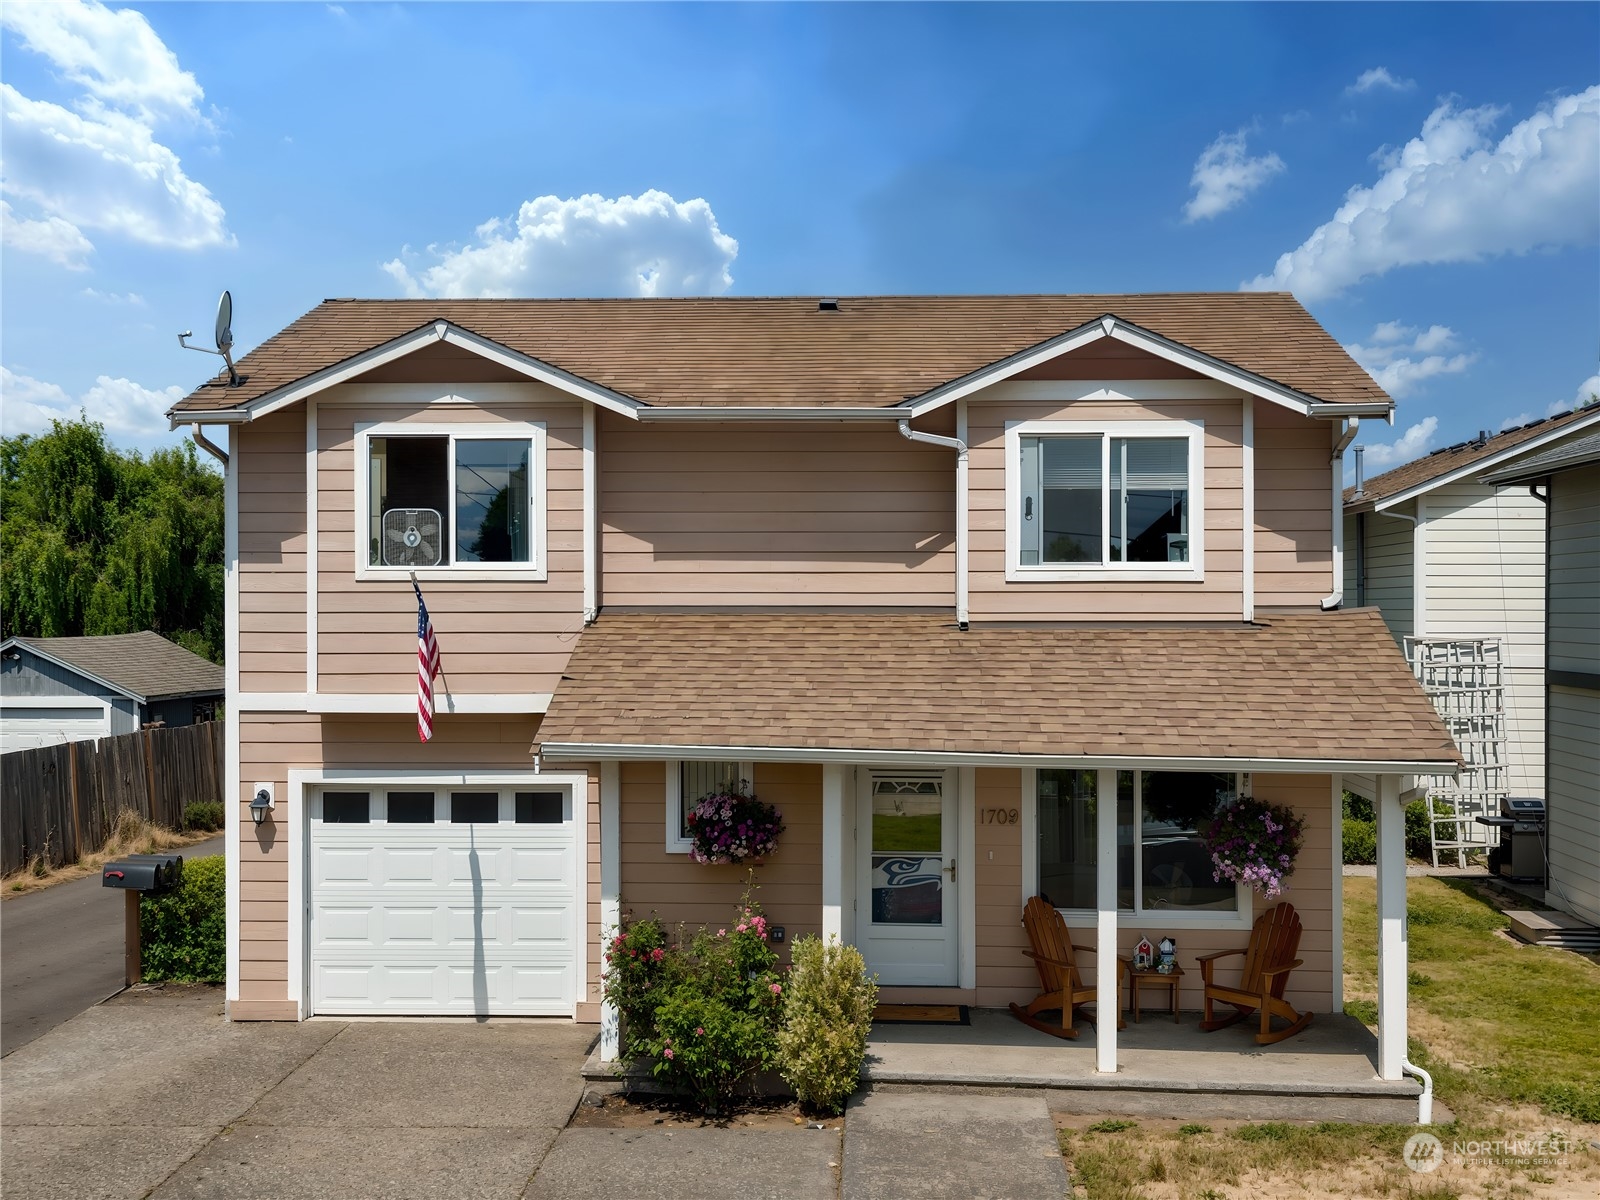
[354,420,547,581]
[665,759,756,853]
[1004,418,1205,583]
[1031,768,1253,931]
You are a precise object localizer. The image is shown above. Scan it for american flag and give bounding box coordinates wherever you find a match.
[413,580,441,742]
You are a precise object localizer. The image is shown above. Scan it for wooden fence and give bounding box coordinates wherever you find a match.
[1,721,224,876]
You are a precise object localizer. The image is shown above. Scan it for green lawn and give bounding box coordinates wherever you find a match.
[1342,875,1600,1122]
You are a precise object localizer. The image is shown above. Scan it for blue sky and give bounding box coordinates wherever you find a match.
[2,1,1596,471]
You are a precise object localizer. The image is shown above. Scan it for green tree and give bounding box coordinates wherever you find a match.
[1,417,224,662]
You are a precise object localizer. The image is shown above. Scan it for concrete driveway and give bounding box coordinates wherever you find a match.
[1,986,595,1200]
[0,836,223,1056]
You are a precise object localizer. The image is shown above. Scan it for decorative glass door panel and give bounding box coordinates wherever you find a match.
[857,772,958,986]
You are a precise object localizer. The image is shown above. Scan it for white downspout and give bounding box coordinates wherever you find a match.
[191,424,229,467]
[1321,416,1359,610]
[898,419,969,629]
[1405,1059,1435,1124]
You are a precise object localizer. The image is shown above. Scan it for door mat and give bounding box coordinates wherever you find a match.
[871,1004,971,1026]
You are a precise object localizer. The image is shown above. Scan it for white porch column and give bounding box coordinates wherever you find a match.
[1376,773,1408,1081]
[1095,767,1118,1074]
[599,761,621,1062]
[822,764,845,943]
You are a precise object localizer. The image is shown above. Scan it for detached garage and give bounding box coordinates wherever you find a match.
[285,771,588,1019]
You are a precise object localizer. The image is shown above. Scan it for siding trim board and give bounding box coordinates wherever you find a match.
[237,693,552,714]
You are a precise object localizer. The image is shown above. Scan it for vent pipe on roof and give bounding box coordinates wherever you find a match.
[1352,446,1366,499]
[1474,429,1489,448]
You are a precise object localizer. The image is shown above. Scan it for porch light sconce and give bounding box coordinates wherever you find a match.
[250,787,274,826]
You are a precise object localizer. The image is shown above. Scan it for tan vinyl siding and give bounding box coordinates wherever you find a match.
[236,410,308,693]
[1252,403,1334,610]
[1419,480,1547,796]
[617,761,823,958]
[968,395,1245,619]
[314,385,585,695]
[599,416,955,607]
[235,712,542,1006]
[976,771,1335,1014]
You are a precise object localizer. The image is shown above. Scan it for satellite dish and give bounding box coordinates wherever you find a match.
[178,289,247,387]
[215,290,233,351]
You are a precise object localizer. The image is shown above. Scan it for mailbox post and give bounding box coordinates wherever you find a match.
[102,854,183,987]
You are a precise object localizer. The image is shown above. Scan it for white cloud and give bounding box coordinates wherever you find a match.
[0,1,230,263]
[0,198,94,267]
[1243,86,1600,300]
[1347,67,1416,96]
[1575,373,1600,408]
[382,190,738,298]
[81,286,145,305]
[1343,322,1476,398]
[0,365,184,449]
[0,0,204,123]
[1182,128,1285,222]
[1358,416,1440,469]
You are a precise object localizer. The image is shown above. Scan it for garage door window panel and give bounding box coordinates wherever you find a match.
[450,791,500,823]
[386,791,436,823]
[322,791,371,823]
[517,791,565,823]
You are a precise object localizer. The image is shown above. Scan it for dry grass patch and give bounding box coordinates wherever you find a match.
[2,810,219,898]
[1055,1113,1599,1199]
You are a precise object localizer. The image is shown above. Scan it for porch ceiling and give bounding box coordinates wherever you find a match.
[536,610,1460,770]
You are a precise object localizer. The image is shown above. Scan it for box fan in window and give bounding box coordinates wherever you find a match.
[382,508,443,567]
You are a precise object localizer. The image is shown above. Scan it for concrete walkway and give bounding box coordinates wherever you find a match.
[0,836,224,1056]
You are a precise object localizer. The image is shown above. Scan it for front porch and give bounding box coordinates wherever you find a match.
[583,1008,1432,1123]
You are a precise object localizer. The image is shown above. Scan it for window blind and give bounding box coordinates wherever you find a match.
[1038,437,1101,487]
[1114,438,1187,489]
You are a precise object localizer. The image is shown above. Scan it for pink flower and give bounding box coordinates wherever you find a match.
[737,923,748,933]
[696,1026,705,1035]
[664,1048,674,1060]
[650,947,664,962]
[718,929,727,937]
[770,983,782,994]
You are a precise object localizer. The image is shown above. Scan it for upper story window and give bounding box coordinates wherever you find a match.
[355,422,546,579]
[1005,419,1204,582]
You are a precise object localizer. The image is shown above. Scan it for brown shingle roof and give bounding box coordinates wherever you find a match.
[13,632,223,702]
[169,293,1388,415]
[1346,405,1600,508]
[535,610,1458,767]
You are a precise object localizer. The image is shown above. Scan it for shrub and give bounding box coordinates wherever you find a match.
[1343,818,1377,865]
[601,915,676,1060]
[140,855,225,982]
[183,801,224,832]
[776,935,878,1114]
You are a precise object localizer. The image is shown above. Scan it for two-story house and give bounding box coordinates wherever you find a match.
[168,294,1457,1081]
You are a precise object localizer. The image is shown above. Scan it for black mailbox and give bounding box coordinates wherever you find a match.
[102,854,183,893]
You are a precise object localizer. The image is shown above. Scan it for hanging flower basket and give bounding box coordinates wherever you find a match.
[1202,796,1304,899]
[686,783,784,865]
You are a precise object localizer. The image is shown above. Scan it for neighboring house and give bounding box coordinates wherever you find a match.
[1342,405,1600,802]
[0,632,224,755]
[168,293,1456,1083]
[1485,431,1600,928]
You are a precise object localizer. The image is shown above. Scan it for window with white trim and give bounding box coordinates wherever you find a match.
[666,760,754,853]
[1006,420,1204,581]
[1037,769,1248,922]
[356,422,545,575]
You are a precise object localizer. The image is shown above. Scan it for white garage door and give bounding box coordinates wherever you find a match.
[309,785,579,1016]
[0,703,110,755]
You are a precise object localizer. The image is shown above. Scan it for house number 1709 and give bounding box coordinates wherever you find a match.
[981,808,1020,825]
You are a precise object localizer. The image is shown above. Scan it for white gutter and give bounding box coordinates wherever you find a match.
[190,424,229,467]
[898,419,969,627]
[537,740,1460,776]
[1321,417,1360,610]
[168,409,249,429]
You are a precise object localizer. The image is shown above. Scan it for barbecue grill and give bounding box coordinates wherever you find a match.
[1477,796,1546,882]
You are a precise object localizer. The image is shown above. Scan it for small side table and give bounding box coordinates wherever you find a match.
[1127,964,1185,1023]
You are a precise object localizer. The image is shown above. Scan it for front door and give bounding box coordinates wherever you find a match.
[855,770,958,986]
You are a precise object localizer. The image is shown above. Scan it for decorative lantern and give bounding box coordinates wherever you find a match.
[1133,936,1155,971]
[1158,936,1177,974]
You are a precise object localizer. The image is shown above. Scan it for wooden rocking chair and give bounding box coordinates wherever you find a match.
[1009,895,1126,1040]
[1196,901,1313,1045]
